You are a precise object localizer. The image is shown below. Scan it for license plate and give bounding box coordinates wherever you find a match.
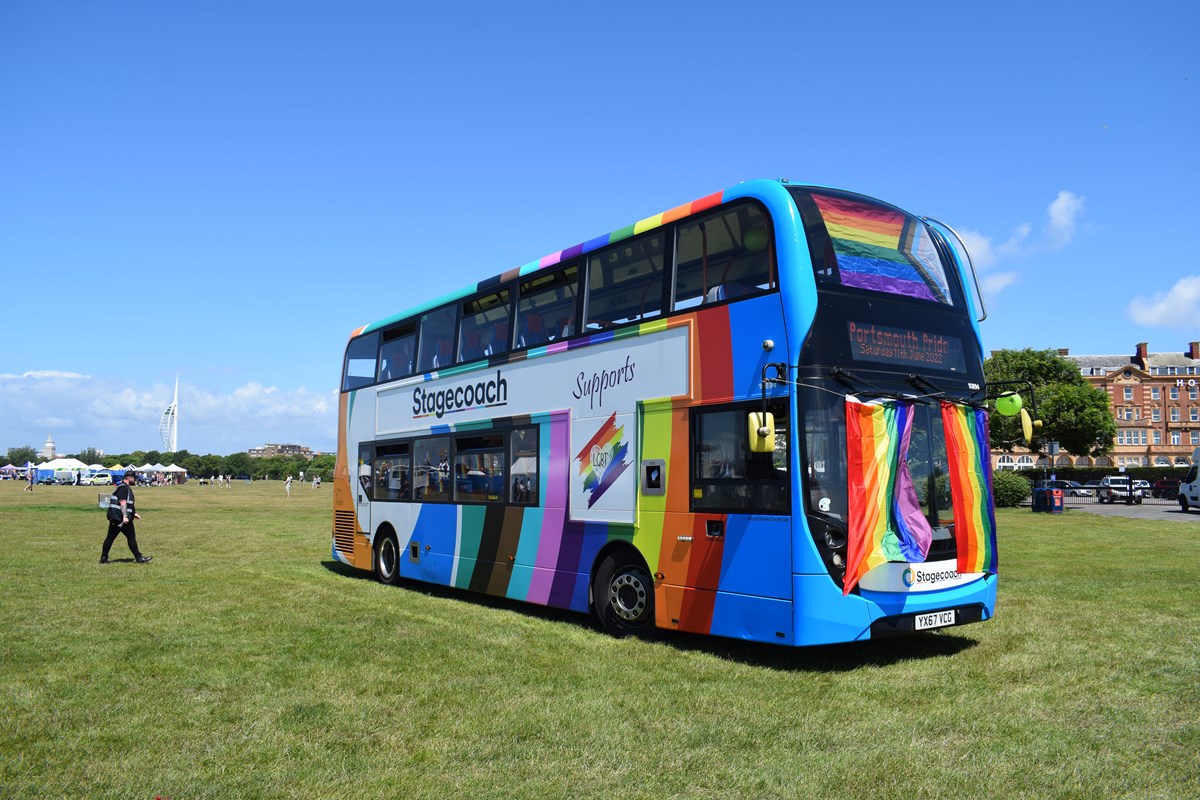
[915,610,956,630]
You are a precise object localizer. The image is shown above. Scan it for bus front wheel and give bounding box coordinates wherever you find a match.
[592,551,655,638]
[374,531,400,586]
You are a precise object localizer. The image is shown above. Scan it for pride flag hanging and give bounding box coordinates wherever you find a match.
[844,398,932,595]
[940,401,998,575]
[810,192,952,305]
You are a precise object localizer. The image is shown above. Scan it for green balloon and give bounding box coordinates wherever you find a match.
[744,227,769,253]
[996,392,1023,417]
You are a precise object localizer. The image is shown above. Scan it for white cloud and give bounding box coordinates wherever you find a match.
[953,191,1085,301]
[0,370,89,380]
[1127,275,1200,328]
[0,375,337,455]
[982,272,1019,295]
[1044,191,1085,249]
[957,229,996,269]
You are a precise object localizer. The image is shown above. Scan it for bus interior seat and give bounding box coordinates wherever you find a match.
[518,314,547,348]
[432,339,452,369]
[555,317,573,339]
[486,320,509,355]
[460,330,484,362]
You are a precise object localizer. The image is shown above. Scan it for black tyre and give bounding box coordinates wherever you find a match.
[1181,496,1190,512]
[374,530,401,586]
[592,550,655,637]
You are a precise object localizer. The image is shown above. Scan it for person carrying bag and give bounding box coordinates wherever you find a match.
[100,472,152,564]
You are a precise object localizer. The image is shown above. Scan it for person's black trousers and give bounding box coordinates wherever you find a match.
[102,521,141,560]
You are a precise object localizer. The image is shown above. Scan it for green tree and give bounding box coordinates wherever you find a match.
[223,452,252,480]
[77,448,103,464]
[6,446,37,466]
[985,348,1117,457]
[309,453,335,480]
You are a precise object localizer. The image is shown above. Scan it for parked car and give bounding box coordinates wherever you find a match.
[1097,475,1144,504]
[1044,479,1092,497]
[1132,479,1151,491]
[81,473,113,485]
[1149,478,1180,499]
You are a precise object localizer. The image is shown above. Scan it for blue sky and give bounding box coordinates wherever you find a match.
[2,1,1197,457]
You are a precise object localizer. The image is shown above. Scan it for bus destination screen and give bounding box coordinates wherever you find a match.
[847,321,967,373]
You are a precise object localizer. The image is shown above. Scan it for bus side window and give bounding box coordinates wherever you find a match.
[358,446,374,499]
[509,427,538,505]
[378,324,415,382]
[516,264,578,349]
[373,442,411,501]
[459,288,511,362]
[413,436,451,501]
[674,202,774,311]
[453,434,505,503]
[691,403,788,514]
[585,233,664,331]
[416,306,458,373]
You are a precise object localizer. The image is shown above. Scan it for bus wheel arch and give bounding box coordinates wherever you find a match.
[373,524,401,586]
[590,544,656,638]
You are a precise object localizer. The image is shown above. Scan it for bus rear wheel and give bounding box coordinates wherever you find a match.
[592,551,655,638]
[374,531,400,586]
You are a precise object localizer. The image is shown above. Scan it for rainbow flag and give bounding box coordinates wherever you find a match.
[810,192,951,305]
[844,398,932,595]
[940,401,998,575]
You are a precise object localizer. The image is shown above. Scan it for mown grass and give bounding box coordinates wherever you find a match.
[1,481,1196,799]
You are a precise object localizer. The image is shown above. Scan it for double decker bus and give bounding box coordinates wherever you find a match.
[333,179,998,646]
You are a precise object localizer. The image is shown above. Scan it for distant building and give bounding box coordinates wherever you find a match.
[38,434,56,460]
[248,443,316,458]
[993,341,1200,471]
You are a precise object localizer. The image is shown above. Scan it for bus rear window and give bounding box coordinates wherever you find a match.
[343,332,379,391]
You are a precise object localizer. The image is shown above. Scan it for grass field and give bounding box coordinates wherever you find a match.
[1,480,1197,799]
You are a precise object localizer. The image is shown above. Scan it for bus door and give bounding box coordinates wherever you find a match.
[356,444,373,535]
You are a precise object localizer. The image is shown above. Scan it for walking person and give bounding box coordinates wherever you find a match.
[100,472,152,564]
[25,464,34,492]
[285,474,292,498]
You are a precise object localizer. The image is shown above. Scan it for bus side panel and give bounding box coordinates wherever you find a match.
[397,503,457,585]
[526,411,570,605]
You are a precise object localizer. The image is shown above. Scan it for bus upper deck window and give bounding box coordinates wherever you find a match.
[674,203,774,311]
[459,288,511,362]
[585,234,665,330]
[517,265,578,349]
[378,325,415,382]
[416,306,458,373]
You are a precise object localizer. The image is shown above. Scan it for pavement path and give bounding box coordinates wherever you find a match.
[1031,500,1199,524]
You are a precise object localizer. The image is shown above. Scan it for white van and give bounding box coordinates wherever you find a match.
[1179,448,1200,512]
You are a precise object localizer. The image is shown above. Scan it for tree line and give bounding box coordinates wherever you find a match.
[4,446,335,482]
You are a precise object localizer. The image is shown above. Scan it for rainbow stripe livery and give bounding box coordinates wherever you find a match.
[335,179,998,647]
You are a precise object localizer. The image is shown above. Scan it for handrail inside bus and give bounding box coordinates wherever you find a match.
[921,216,987,323]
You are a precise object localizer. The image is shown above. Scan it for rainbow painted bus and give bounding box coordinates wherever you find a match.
[332,179,998,646]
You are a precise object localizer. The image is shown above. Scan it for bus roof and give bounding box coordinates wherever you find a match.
[357,178,822,337]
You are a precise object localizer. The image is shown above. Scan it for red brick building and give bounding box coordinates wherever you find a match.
[992,341,1200,471]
